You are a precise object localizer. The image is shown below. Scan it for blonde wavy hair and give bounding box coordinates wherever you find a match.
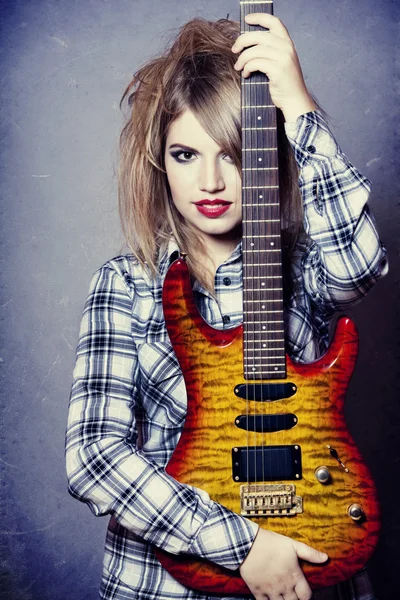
[118,18,302,290]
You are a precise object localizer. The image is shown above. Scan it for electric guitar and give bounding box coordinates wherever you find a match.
[155,0,380,594]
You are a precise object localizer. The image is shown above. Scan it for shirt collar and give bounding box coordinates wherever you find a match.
[158,238,243,280]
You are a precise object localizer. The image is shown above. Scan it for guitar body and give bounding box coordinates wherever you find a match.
[155,258,380,594]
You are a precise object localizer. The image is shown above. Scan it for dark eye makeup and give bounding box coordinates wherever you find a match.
[169,148,234,164]
[169,149,196,163]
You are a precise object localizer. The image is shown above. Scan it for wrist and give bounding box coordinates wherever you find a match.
[280,94,317,123]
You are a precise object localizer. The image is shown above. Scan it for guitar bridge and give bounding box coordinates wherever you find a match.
[240,484,303,517]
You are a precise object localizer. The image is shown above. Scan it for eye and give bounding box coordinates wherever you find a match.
[222,153,234,164]
[170,150,196,163]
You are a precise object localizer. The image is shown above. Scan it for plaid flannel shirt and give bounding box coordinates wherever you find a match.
[66,111,387,599]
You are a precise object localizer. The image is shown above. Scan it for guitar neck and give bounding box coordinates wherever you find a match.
[240,0,286,380]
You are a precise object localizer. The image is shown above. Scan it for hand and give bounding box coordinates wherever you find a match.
[231,13,317,122]
[239,528,328,600]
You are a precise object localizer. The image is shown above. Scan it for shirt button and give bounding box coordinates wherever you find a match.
[222,315,231,325]
[307,145,316,154]
[223,277,231,286]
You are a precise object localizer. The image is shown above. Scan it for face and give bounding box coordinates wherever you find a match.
[164,110,242,253]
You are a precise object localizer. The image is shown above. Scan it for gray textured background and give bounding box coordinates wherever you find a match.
[1,0,398,598]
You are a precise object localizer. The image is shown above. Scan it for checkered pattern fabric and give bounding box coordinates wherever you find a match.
[66,112,386,599]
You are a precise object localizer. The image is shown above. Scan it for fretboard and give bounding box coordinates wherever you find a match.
[240,0,286,380]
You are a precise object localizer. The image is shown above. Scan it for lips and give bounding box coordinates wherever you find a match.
[193,199,232,218]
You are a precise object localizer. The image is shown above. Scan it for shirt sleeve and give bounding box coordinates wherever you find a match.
[285,110,388,312]
[65,263,258,571]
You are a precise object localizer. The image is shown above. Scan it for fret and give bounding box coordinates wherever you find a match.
[247,371,286,376]
[242,126,275,131]
[244,355,285,361]
[243,262,281,266]
[243,250,281,254]
[242,104,274,108]
[242,185,279,189]
[243,300,282,304]
[242,230,281,234]
[243,275,281,279]
[243,219,281,226]
[242,205,280,209]
[245,338,284,343]
[245,288,282,292]
[242,81,269,85]
[244,310,282,315]
[240,1,273,4]
[245,320,284,324]
[248,363,285,368]
[247,370,286,376]
[242,167,278,171]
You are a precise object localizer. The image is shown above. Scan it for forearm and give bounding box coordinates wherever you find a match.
[286,110,387,310]
[66,263,257,570]
[67,406,257,569]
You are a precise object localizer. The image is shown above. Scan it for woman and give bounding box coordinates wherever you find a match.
[66,12,387,600]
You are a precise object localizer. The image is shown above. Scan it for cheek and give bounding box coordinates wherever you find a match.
[167,165,196,203]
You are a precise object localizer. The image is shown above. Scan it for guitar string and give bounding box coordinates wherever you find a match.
[242,0,281,514]
[240,2,250,498]
[254,67,265,498]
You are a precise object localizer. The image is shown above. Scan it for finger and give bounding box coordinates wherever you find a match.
[232,31,290,54]
[240,58,280,79]
[234,44,281,71]
[244,12,290,39]
[282,592,299,600]
[294,578,313,600]
[293,540,328,564]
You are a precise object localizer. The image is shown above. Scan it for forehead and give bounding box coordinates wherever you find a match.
[166,109,221,151]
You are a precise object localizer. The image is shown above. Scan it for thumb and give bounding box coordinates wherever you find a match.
[293,541,328,564]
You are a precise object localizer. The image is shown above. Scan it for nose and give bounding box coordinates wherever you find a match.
[198,158,225,193]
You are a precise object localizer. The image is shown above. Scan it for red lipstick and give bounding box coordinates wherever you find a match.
[193,199,232,218]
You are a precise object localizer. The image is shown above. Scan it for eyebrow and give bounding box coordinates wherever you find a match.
[167,143,197,152]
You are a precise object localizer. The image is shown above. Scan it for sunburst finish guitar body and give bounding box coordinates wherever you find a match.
[156,261,380,595]
[155,0,380,593]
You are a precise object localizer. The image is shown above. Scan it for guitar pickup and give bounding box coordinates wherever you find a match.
[234,382,297,401]
[235,414,297,432]
[232,445,302,481]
